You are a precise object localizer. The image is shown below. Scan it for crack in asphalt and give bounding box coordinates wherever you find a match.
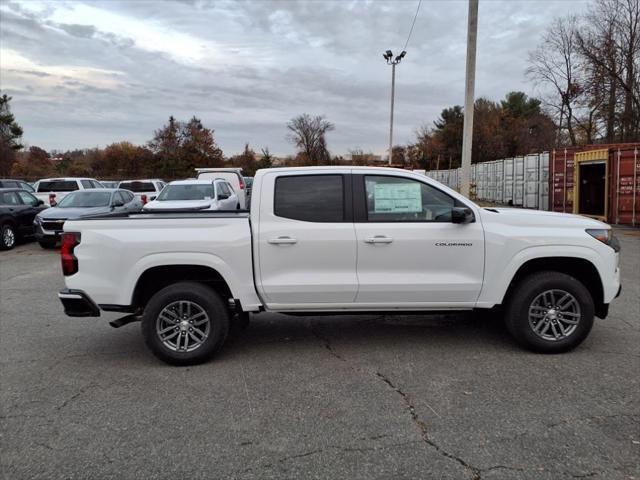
[54,383,98,411]
[373,371,482,480]
[308,320,483,480]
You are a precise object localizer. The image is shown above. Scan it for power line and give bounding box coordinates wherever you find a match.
[403,0,422,52]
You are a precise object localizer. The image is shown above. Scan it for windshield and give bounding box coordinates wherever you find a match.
[57,191,112,208]
[156,184,214,201]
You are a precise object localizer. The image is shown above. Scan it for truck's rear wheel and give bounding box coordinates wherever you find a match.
[141,282,229,365]
[505,271,594,353]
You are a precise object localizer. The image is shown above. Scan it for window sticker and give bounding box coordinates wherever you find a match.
[374,183,422,213]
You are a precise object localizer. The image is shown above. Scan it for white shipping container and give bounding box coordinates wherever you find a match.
[514,156,525,206]
[495,159,504,203]
[524,154,540,209]
[504,158,514,205]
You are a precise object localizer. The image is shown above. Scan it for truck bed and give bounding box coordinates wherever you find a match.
[62,210,262,311]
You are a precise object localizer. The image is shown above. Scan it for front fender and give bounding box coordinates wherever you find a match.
[476,245,607,307]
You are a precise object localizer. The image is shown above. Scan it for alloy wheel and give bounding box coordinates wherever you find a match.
[156,300,211,352]
[528,289,581,341]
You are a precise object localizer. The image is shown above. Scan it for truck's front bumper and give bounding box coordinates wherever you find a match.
[59,289,100,317]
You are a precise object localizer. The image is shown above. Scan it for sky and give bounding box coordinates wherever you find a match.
[0,0,589,157]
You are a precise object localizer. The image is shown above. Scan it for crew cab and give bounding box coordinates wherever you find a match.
[33,178,104,206]
[57,167,621,365]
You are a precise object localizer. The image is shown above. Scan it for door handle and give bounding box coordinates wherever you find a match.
[364,236,393,244]
[268,236,298,245]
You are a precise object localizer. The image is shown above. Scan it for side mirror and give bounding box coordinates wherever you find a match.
[36,199,44,206]
[218,193,229,200]
[451,207,474,224]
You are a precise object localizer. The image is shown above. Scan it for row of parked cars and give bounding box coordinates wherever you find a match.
[0,169,253,250]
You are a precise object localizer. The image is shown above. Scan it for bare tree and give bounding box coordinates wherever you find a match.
[286,114,334,165]
[527,16,583,146]
[577,0,640,141]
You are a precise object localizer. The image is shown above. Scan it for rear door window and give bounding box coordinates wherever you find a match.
[37,181,79,192]
[121,191,134,202]
[0,192,20,205]
[81,180,93,189]
[274,175,344,222]
[218,182,231,196]
[114,192,127,205]
[16,191,39,206]
[18,181,35,192]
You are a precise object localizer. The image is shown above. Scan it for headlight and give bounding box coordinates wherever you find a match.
[34,216,42,224]
[586,229,620,252]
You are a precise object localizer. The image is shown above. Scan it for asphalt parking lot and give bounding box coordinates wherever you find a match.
[1,228,639,480]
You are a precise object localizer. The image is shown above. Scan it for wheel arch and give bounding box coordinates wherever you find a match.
[132,264,233,310]
[501,257,605,318]
[0,215,16,227]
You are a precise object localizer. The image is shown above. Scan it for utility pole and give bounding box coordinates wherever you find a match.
[383,50,406,165]
[460,0,479,197]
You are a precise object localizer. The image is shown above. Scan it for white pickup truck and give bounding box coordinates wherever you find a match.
[58,167,621,365]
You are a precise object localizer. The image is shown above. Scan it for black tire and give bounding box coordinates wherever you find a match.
[236,203,240,210]
[38,239,57,249]
[141,282,229,365]
[1,223,16,250]
[504,271,594,353]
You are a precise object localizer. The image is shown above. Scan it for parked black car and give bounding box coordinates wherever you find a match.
[0,188,47,250]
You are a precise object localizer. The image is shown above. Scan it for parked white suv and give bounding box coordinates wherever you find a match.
[195,168,247,209]
[117,179,165,204]
[143,179,239,211]
[33,178,104,206]
[58,167,621,365]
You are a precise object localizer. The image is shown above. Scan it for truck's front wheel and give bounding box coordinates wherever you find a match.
[141,282,229,365]
[505,271,594,353]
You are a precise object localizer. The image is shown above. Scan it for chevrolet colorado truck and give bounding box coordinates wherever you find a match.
[57,167,621,365]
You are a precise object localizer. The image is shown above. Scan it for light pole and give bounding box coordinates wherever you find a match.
[383,50,406,165]
[460,0,479,197]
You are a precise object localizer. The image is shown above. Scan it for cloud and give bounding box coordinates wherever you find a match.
[0,0,589,155]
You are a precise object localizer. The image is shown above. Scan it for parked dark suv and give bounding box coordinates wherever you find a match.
[0,188,47,250]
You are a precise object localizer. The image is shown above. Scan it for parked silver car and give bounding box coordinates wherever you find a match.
[34,189,142,248]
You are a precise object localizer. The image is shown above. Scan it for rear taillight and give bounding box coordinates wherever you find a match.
[239,177,245,190]
[49,193,57,206]
[61,232,81,276]
[141,194,148,205]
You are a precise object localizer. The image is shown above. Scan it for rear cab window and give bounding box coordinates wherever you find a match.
[37,180,79,192]
[119,181,156,193]
[274,175,345,222]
